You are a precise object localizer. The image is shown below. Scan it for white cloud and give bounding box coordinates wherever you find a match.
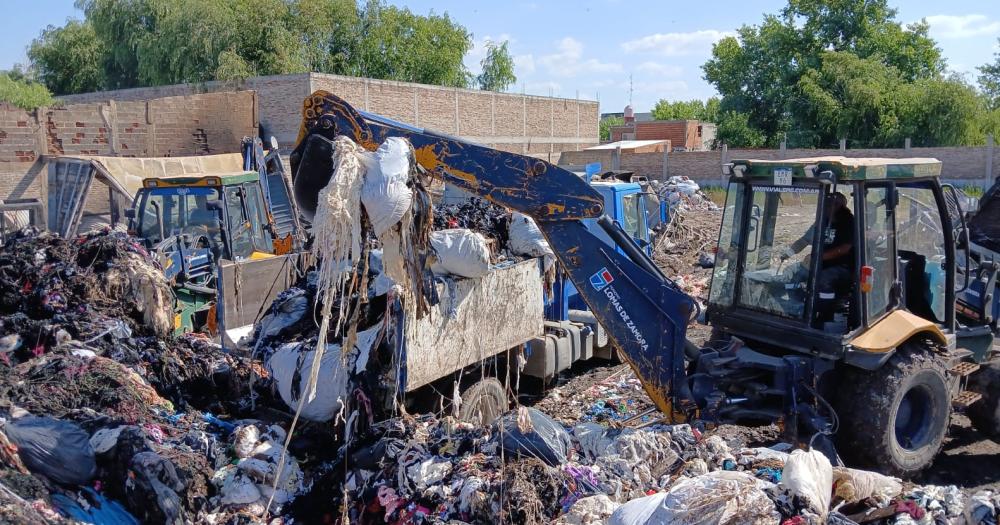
[515,54,535,75]
[537,37,622,77]
[621,30,733,56]
[630,80,690,94]
[635,61,684,76]
[524,81,562,96]
[924,14,1000,38]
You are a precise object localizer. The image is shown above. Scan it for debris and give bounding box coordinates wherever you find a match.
[2,415,96,486]
[430,229,491,278]
[499,407,573,466]
[782,449,833,517]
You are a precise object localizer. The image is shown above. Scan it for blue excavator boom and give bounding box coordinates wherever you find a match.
[289,91,699,419]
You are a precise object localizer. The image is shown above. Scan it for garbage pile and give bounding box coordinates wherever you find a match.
[0,229,301,524]
[649,176,718,216]
[649,176,723,294]
[320,403,1000,525]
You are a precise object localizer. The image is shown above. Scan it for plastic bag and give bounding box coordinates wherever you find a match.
[559,494,621,525]
[498,407,572,466]
[509,212,555,271]
[573,423,616,460]
[362,137,413,236]
[831,466,901,504]
[610,471,778,525]
[267,325,382,422]
[4,416,96,485]
[782,449,833,516]
[430,229,491,278]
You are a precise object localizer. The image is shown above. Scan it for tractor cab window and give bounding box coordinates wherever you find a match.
[243,184,273,254]
[737,185,821,319]
[709,182,746,307]
[864,186,894,324]
[138,187,222,249]
[621,193,645,243]
[897,185,947,323]
[224,186,255,260]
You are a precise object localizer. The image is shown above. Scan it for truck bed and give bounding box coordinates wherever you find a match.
[403,258,545,391]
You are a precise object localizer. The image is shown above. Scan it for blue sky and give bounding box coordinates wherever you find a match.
[2,0,999,112]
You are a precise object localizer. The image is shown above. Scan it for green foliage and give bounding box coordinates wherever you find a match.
[979,39,1000,110]
[650,97,721,122]
[349,0,471,87]
[0,73,55,109]
[27,20,106,95]
[476,41,516,92]
[702,0,977,148]
[716,111,766,148]
[34,0,472,93]
[599,116,623,142]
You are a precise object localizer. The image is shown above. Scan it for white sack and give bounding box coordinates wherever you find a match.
[509,212,555,271]
[831,466,902,504]
[430,229,491,278]
[782,449,833,517]
[361,137,413,237]
[609,471,778,525]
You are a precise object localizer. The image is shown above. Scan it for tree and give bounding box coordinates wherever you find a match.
[476,40,516,92]
[36,0,475,93]
[0,72,55,109]
[650,97,721,121]
[350,0,471,87]
[715,111,765,148]
[27,20,105,95]
[599,116,623,141]
[703,0,952,147]
[979,39,1000,110]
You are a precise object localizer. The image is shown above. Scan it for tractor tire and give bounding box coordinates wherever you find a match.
[967,362,1000,441]
[836,340,951,478]
[458,378,509,427]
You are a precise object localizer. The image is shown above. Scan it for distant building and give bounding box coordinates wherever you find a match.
[604,105,716,151]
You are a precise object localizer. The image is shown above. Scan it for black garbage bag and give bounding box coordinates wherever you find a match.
[497,407,572,466]
[4,415,96,485]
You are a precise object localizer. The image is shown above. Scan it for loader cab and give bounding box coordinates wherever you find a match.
[128,172,277,263]
[705,157,957,360]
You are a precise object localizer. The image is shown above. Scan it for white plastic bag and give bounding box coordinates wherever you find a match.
[361,137,413,236]
[509,212,555,271]
[558,495,621,525]
[430,229,491,278]
[609,471,778,525]
[266,325,382,422]
[782,449,833,516]
[267,342,348,422]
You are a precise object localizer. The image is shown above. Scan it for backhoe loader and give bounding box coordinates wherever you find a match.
[290,91,999,477]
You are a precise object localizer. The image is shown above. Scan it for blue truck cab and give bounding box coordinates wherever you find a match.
[523,164,656,375]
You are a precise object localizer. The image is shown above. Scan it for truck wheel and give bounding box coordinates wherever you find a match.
[459,378,509,426]
[968,362,1000,441]
[837,340,951,478]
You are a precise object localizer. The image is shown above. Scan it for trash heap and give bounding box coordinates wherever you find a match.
[0,229,306,524]
[648,176,722,297]
[323,404,1000,525]
[649,176,718,217]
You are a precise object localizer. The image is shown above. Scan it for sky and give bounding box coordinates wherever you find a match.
[2,0,999,113]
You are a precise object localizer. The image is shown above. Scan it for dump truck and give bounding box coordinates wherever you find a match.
[290,92,997,478]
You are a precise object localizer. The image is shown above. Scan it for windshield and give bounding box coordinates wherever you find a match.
[736,185,820,319]
[137,187,223,246]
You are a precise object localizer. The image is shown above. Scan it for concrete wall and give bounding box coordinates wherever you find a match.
[560,145,1000,187]
[60,73,600,162]
[0,90,257,202]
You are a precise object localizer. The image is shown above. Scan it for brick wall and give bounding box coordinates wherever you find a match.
[0,91,256,202]
[560,145,1000,187]
[60,73,601,163]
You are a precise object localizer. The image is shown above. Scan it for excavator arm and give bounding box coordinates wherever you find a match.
[290,91,699,419]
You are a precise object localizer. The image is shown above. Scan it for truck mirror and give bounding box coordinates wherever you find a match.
[124,208,136,219]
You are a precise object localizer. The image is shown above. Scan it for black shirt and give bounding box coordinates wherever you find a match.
[823,209,854,268]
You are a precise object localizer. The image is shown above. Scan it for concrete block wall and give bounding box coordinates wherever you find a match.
[561,145,1000,187]
[60,73,601,163]
[0,91,257,203]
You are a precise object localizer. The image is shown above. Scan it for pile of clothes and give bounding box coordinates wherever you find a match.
[315,403,1000,525]
[0,229,308,524]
